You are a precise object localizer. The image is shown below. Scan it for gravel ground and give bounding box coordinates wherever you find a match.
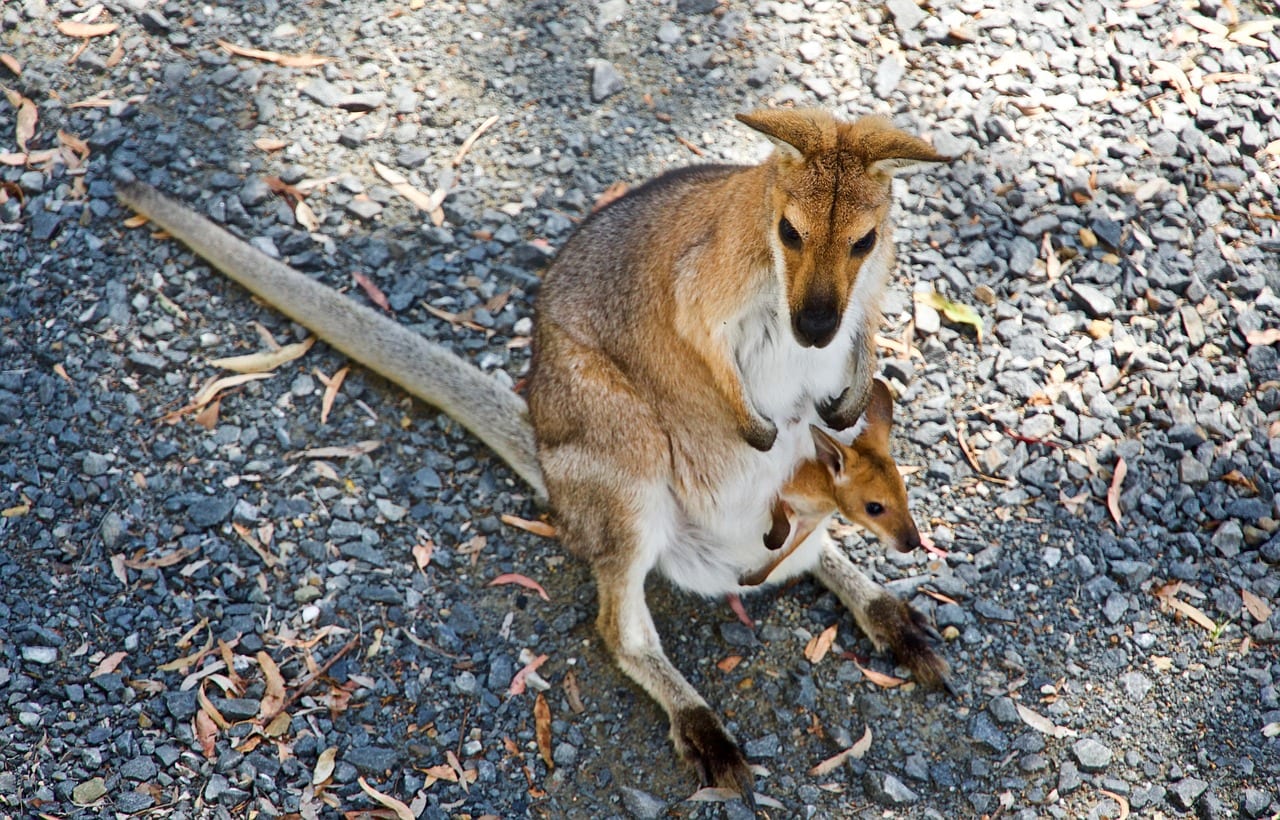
[3,0,1280,818]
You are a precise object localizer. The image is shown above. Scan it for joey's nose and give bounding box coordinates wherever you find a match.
[896,527,922,553]
[793,302,839,347]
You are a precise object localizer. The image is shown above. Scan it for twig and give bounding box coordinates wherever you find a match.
[453,114,500,167]
[675,135,705,156]
[271,635,359,718]
[954,418,1013,486]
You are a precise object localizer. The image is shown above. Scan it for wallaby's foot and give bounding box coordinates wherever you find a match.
[864,594,952,693]
[672,706,755,806]
[740,413,778,451]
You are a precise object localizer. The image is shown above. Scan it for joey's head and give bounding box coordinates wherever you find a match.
[736,110,950,348]
[809,380,920,552]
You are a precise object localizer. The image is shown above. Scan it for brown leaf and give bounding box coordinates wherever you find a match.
[489,572,551,602]
[357,777,415,820]
[509,653,549,697]
[313,746,338,785]
[563,671,586,714]
[208,338,315,374]
[453,114,500,167]
[317,365,349,425]
[500,513,557,538]
[352,271,390,312]
[215,39,331,67]
[0,54,20,76]
[1099,788,1131,820]
[412,535,434,571]
[55,20,119,37]
[808,725,872,776]
[198,683,231,730]
[254,137,287,152]
[592,181,629,212]
[90,651,128,678]
[10,92,36,153]
[123,547,196,571]
[534,692,553,768]
[1107,456,1127,526]
[195,709,218,758]
[1220,469,1259,495]
[194,396,221,430]
[855,662,906,689]
[371,160,438,212]
[1242,589,1272,623]
[920,588,960,607]
[295,199,319,231]
[257,651,287,718]
[717,655,743,673]
[285,440,383,460]
[804,623,838,665]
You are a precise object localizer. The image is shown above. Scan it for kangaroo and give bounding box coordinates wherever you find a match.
[116,108,952,805]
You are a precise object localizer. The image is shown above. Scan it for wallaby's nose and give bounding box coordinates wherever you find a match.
[896,526,922,553]
[793,301,839,348]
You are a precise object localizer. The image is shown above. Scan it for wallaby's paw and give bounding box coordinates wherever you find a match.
[865,595,953,694]
[672,706,755,807]
[818,386,865,431]
[741,414,778,452]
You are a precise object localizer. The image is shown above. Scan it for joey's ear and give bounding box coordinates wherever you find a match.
[862,379,895,443]
[862,129,952,178]
[736,109,829,160]
[810,425,846,476]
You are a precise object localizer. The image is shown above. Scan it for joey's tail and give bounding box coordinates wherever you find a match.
[116,179,546,499]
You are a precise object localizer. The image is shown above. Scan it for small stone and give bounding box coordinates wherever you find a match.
[82,452,110,477]
[968,712,1010,752]
[1180,453,1209,484]
[1169,776,1209,810]
[1072,737,1112,772]
[552,742,578,767]
[301,77,342,107]
[1058,759,1083,793]
[1241,788,1272,818]
[591,60,625,102]
[866,770,919,805]
[1070,283,1116,318]
[188,495,235,529]
[915,300,941,334]
[743,733,780,758]
[1211,520,1243,558]
[885,0,927,32]
[345,199,383,220]
[72,777,108,805]
[21,646,57,664]
[343,746,399,775]
[620,787,667,819]
[120,756,158,780]
[1120,671,1151,701]
[656,21,681,44]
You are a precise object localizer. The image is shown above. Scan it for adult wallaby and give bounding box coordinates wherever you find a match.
[116,108,951,804]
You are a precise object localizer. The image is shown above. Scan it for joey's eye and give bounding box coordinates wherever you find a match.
[779,217,802,249]
[865,502,884,516]
[851,229,877,255]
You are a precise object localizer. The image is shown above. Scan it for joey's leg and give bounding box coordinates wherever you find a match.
[593,552,755,803]
[813,541,952,692]
[819,329,877,431]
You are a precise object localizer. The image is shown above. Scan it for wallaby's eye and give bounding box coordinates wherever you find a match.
[851,229,877,255]
[779,217,802,249]
[865,502,884,516]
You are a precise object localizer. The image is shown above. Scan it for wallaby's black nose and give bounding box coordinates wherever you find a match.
[793,302,839,347]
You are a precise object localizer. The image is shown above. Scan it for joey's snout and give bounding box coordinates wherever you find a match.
[892,520,922,553]
[792,298,840,348]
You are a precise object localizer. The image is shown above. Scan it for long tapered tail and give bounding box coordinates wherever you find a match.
[116,179,546,499]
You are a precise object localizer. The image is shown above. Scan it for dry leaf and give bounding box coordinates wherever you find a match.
[90,651,128,678]
[357,777,414,820]
[0,54,20,76]
[1245,327,1280,346]
[1041,233,1061,280]
[351,271,390,312]
[855,662,906,689]
[489,573,551,602]
[208,338,314,374]
[1185,12,1229,37]
[193,396,220,430]
[1099,788,1131,820]
[1154,587,1217,633]
[264,711,291,737]
[563,671,586,714]
[123,547,195,570]
[55,20,119,37]
[2,88,37,152]
[804,623,838,665]
[295,199,319,232]
[233,522,278,566]
[1107,457,1126,526]
[190,371,275,409]
[215,39,331,67]
[453,114,500,167]
[1242,589,1272,623]
[509,653,549,697]
[921,588,960,607]
[371,160,438,211]
[534,692,553,768]
[592,181,629,212]
[286,440,383,460]
[916,290,984,344]
[195,709,218,758]
[1016,703,1077,738]
[317,365,349,425]
[500,513,557,538]
[257,651,286,718]
[313,746,338,785]
[1221,469,1259,495]
[717,655,743,673]
[197,684,231,730]
[808,725,872,776]
[412,535,434,571]
[254,137,287,152]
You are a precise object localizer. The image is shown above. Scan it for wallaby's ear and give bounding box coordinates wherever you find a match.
[862,379,895,445]
[857,120,952,178]
[810,424,845,476]
[736,109,828,161]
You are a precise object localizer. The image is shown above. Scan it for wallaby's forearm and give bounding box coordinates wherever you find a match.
[116,180,546,499]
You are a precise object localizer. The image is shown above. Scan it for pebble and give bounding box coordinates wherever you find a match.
[591,60,625,102]
[1072,738,1113,772]
[1169,776,1209,810]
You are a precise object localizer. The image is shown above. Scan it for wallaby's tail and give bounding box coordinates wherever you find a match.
[116,179,546,499]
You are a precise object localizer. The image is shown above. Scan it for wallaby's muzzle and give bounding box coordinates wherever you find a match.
[792,298,840,348]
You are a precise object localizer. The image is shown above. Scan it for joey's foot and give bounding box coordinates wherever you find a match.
[671,706,755,807]
[740,414,778,452]
[818,386,867,432]
[864,595,953,694]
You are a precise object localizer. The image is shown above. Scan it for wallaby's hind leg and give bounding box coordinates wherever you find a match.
[814,541,952,692]
[592,550,754,803]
